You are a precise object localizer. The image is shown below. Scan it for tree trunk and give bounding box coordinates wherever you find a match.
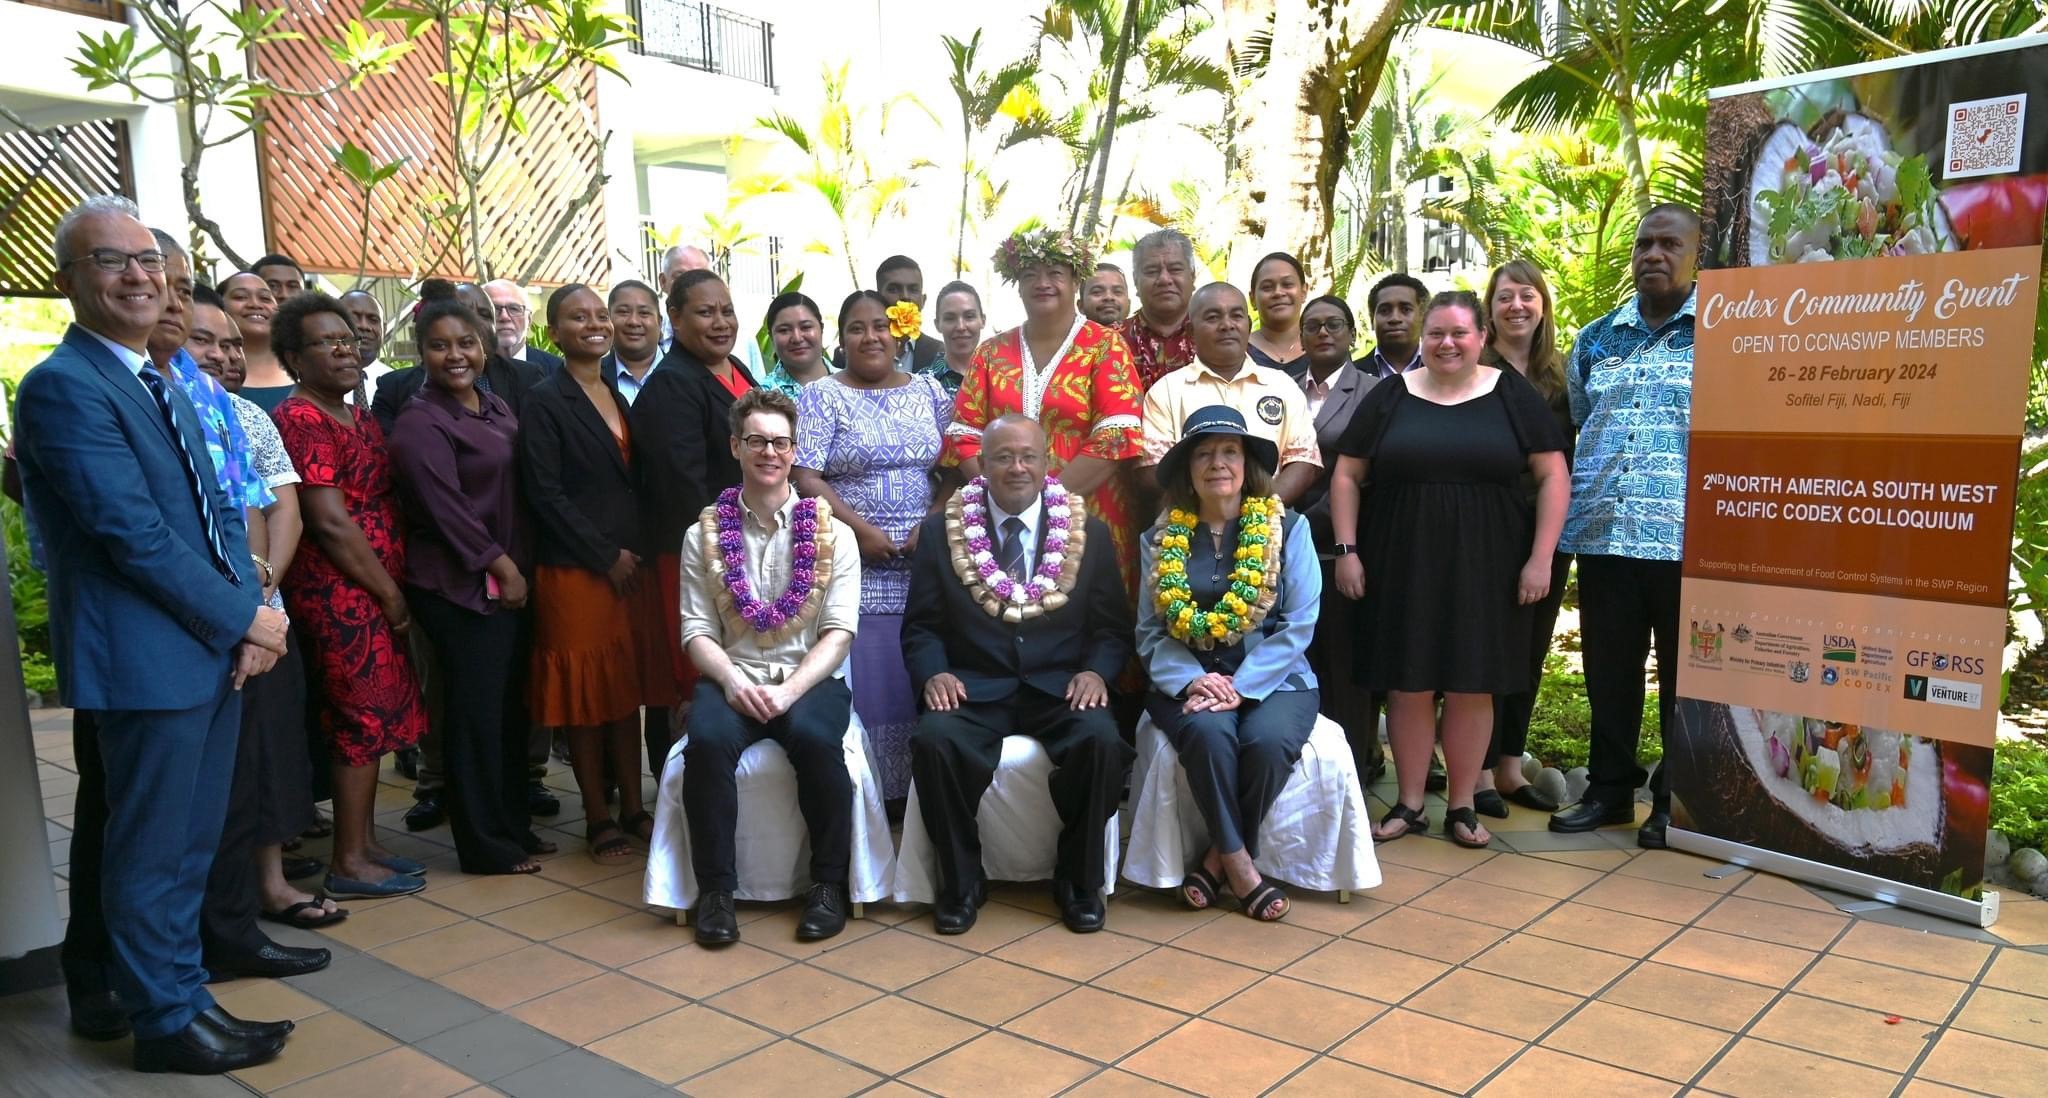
[1228,0,1402,277]
[1615,91,1654,217]
[1080,0,1142,242]
[957,120,972,276]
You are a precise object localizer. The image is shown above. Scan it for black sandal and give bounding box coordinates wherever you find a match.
[1445,806,1492,849]
[622,810,655,845]
[520,831,559,856]
[1236,876,1289,922]
[1375,803,1429,842]
[259,899,348,929]
[586,819,634,863]
[1180,867,1223,910]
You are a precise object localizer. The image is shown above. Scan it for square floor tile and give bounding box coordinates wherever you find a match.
[1616,850,1748,892]
[703,962,879,1034]
[1835,920,1996,981]
[231,1010,398,1091]
[1095,888,1227,943]
[320,897,466,951]
[902,1030,1096,1098]
[414,1014,570,1083]
[348,979,493,1042]
[1006,986,1181,1062]
[1409,877,1558,930]
[1470,933,1633,997]
[1281,938,1449,1002]
[1599,961,1776,1032]
[1155,912,1330,972]
[900,895,1057,950]
[1359,863,1449,906]
[435,944,603,1011]
[211,980,331,1023]
[1405,968,1579,1042]
[1061,1068,1192,1097]
[1523,902,1679,958]
[1331,1008,1524,1092]
[286,953,419,1009]
[902,956,1075,1026]
[1345,904,1509,964]
[1916,1027,2048,1094]
[373,920,529,978]
[1280,893,1390,938]
[1520,846,1638,870]
[1093,946,1264,1014]
[1375,836,1500,877]
[1985,894,2048,947]
[578,871,657,909]
[1951,985,2048,1048]
[1541,1000,1730,1082]
[1730,871,1838,913]
[1699,1037,1898,1097]
[1269,1057,1445,1097]
[1205,974,1388,1051]
[1984,947,2048,993]
[271,1046,478,1098]
[584,1004,774,1084]
[548,912,687,969]
[1791,954,1970,1023]
[807,925,974,991]
[483,891,635,941]
[1460,852,1606,899]
[1651,927,1815,988]
[420,873,566,917]
[532,853,643,889]
[506,971,684,1045]
[491,1048,665,1098]
[1120,1017,1310,1095]
[1573,874,1719,924]
[679,1039,878,1098]
[739,907,886,960]
[1476,1046,1676,1098]
[799,995,983,1075]
[1695,895,1848,951]
[623,941,788,999]
[1747,992,1938,1072]
[992,925,1157,982]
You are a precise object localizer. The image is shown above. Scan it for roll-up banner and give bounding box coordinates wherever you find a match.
[1679,35,2048,926]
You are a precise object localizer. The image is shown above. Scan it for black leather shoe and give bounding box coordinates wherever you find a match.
[404,791,444,831]
[133,1014,284,1074]
[1638,809,1671,849]
[281,854,324,879]
[205,943,332,982]
[1549,798,1636,832]
[527,780,560,817]
[694,890,739,945]
[933,895,978,935]
[796,882,848,941]
[199,1003,294,1040]
[68,987,129,1041]
[394,746,420,780]
[1054,880,1105,934]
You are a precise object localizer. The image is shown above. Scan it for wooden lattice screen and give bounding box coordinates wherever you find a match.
[0,119,135,298]
[248,0,608,284]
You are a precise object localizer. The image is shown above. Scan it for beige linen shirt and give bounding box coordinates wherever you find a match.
[679,488,861,686]
[1140,357,1322,469]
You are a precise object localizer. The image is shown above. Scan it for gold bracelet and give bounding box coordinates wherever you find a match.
[252,554,275,587]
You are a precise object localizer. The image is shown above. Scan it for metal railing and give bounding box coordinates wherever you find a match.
[627,0,776,90]
[638,219,784,298]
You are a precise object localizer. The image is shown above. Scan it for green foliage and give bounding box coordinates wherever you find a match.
[1992,736,2048,853]
[1524,649,1664,771]
[2014,442,2048,618]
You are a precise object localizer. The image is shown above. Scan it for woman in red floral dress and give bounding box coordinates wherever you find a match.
[270,293,428,900]
[946,230,1146,595]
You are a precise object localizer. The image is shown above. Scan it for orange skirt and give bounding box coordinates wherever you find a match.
[650,553,699,702]
[529,564,676,727]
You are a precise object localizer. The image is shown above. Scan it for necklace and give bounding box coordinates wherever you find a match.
[945,475,1087,622]
[705,487,834,638]
[1152,497,1284,649]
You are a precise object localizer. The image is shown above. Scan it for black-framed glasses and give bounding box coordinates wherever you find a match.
[63,248,167,274]
[1301,318,1351,335]
[741,434,795,454]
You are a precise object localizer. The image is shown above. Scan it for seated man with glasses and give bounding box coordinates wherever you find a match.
[676,388,862,945]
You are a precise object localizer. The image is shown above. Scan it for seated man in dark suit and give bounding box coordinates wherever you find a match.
[903,415,1133,936]
[370,282,541,434]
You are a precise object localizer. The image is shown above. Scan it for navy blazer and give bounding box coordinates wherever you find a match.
[14,325,260,710]
[629,347,756,557]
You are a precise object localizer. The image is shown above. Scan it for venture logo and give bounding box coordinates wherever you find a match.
[1903,675,1929,701]
[1926,677,1983,710]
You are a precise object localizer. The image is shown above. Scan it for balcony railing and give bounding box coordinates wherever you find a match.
[627,0,776,90]
[20,0,123,17]
[638,220,784,301]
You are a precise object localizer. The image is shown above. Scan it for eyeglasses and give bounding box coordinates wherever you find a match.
[63,248,167,274]
[494,302,528,317]
[1301,318,1351,335]
[740,434,795,454]
[310,337,366,355]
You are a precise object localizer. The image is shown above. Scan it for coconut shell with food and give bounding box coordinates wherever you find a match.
[1704,92,1779,268]
[1667,700,1948,887]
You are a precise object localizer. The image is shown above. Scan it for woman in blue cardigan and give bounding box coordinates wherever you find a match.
[1137,405,1321,923]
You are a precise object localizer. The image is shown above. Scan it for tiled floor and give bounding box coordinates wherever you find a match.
[13,706,2048,1097]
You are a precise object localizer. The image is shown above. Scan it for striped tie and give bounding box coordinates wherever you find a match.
[139,367,241,586]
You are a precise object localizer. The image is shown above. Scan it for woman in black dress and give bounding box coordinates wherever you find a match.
[1326,291,1568,849]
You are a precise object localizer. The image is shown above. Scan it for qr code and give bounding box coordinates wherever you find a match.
[1944,93,2026,180]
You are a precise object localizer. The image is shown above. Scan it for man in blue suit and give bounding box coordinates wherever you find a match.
[15,197,296,1074]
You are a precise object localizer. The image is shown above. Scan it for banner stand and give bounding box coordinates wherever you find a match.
[1672,828,2000,928]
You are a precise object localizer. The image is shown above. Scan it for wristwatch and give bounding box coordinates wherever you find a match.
[1332,544,1358,556]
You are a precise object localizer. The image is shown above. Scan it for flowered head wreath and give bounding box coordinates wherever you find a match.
[992,229,1095,284]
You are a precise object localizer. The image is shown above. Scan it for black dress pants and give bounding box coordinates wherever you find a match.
[1490,550,1574,765]
[409,588,533,873]
[199,675,275,964]
[1313,557,1383,777]
[1576,554,1679,805]
[61,711,110,994]
[910,687,1132,901]
[682,676,853,893]
[1145,689,1319,859]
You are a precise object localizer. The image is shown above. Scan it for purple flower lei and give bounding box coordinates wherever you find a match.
[716,487,821,632]
[959,475,1070,604]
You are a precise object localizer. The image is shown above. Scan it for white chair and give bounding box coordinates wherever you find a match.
[644,706,897,925]
[892,736,1121,903]
[1123,711,1380,899]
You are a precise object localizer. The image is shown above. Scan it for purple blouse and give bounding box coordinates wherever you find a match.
[388,384,529,613]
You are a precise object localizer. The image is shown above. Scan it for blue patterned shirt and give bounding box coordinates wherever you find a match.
[167,348,275,513]
[1559,287,1696,561]
[763,361,837,400]
[918,356,967,397]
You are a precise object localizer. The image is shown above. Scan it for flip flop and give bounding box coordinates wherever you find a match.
[1374,803,1429,842]
[587,819,634,864]
[259,899,349,928]
[1445,806,1492,849]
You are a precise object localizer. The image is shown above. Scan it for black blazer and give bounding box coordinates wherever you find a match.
[902,510,1131,704]
[629,346,756,557]
[372,353,542,436]
[517,368,642,572]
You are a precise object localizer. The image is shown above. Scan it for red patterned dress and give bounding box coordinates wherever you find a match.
[273,397,427,766]
[1118,314,1195,390]
[945,317,1145,595]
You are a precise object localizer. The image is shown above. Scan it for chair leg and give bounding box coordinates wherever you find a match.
[1339,889,1351,904]
[852,901,865,920]
[676,907,689,927]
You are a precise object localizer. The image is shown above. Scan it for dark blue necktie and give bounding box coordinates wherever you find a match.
[999,516,1028,582]
[139,367,240,586]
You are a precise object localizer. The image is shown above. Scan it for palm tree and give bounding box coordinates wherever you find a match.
[942,31,1069,276]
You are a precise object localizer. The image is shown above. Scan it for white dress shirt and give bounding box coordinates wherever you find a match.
[1302,361,1352,418]
[984,494,1044,577]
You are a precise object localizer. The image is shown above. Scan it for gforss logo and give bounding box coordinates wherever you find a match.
[1906,650,1985,677]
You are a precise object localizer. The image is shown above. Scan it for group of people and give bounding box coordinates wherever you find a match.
[15,190,1701,1074]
